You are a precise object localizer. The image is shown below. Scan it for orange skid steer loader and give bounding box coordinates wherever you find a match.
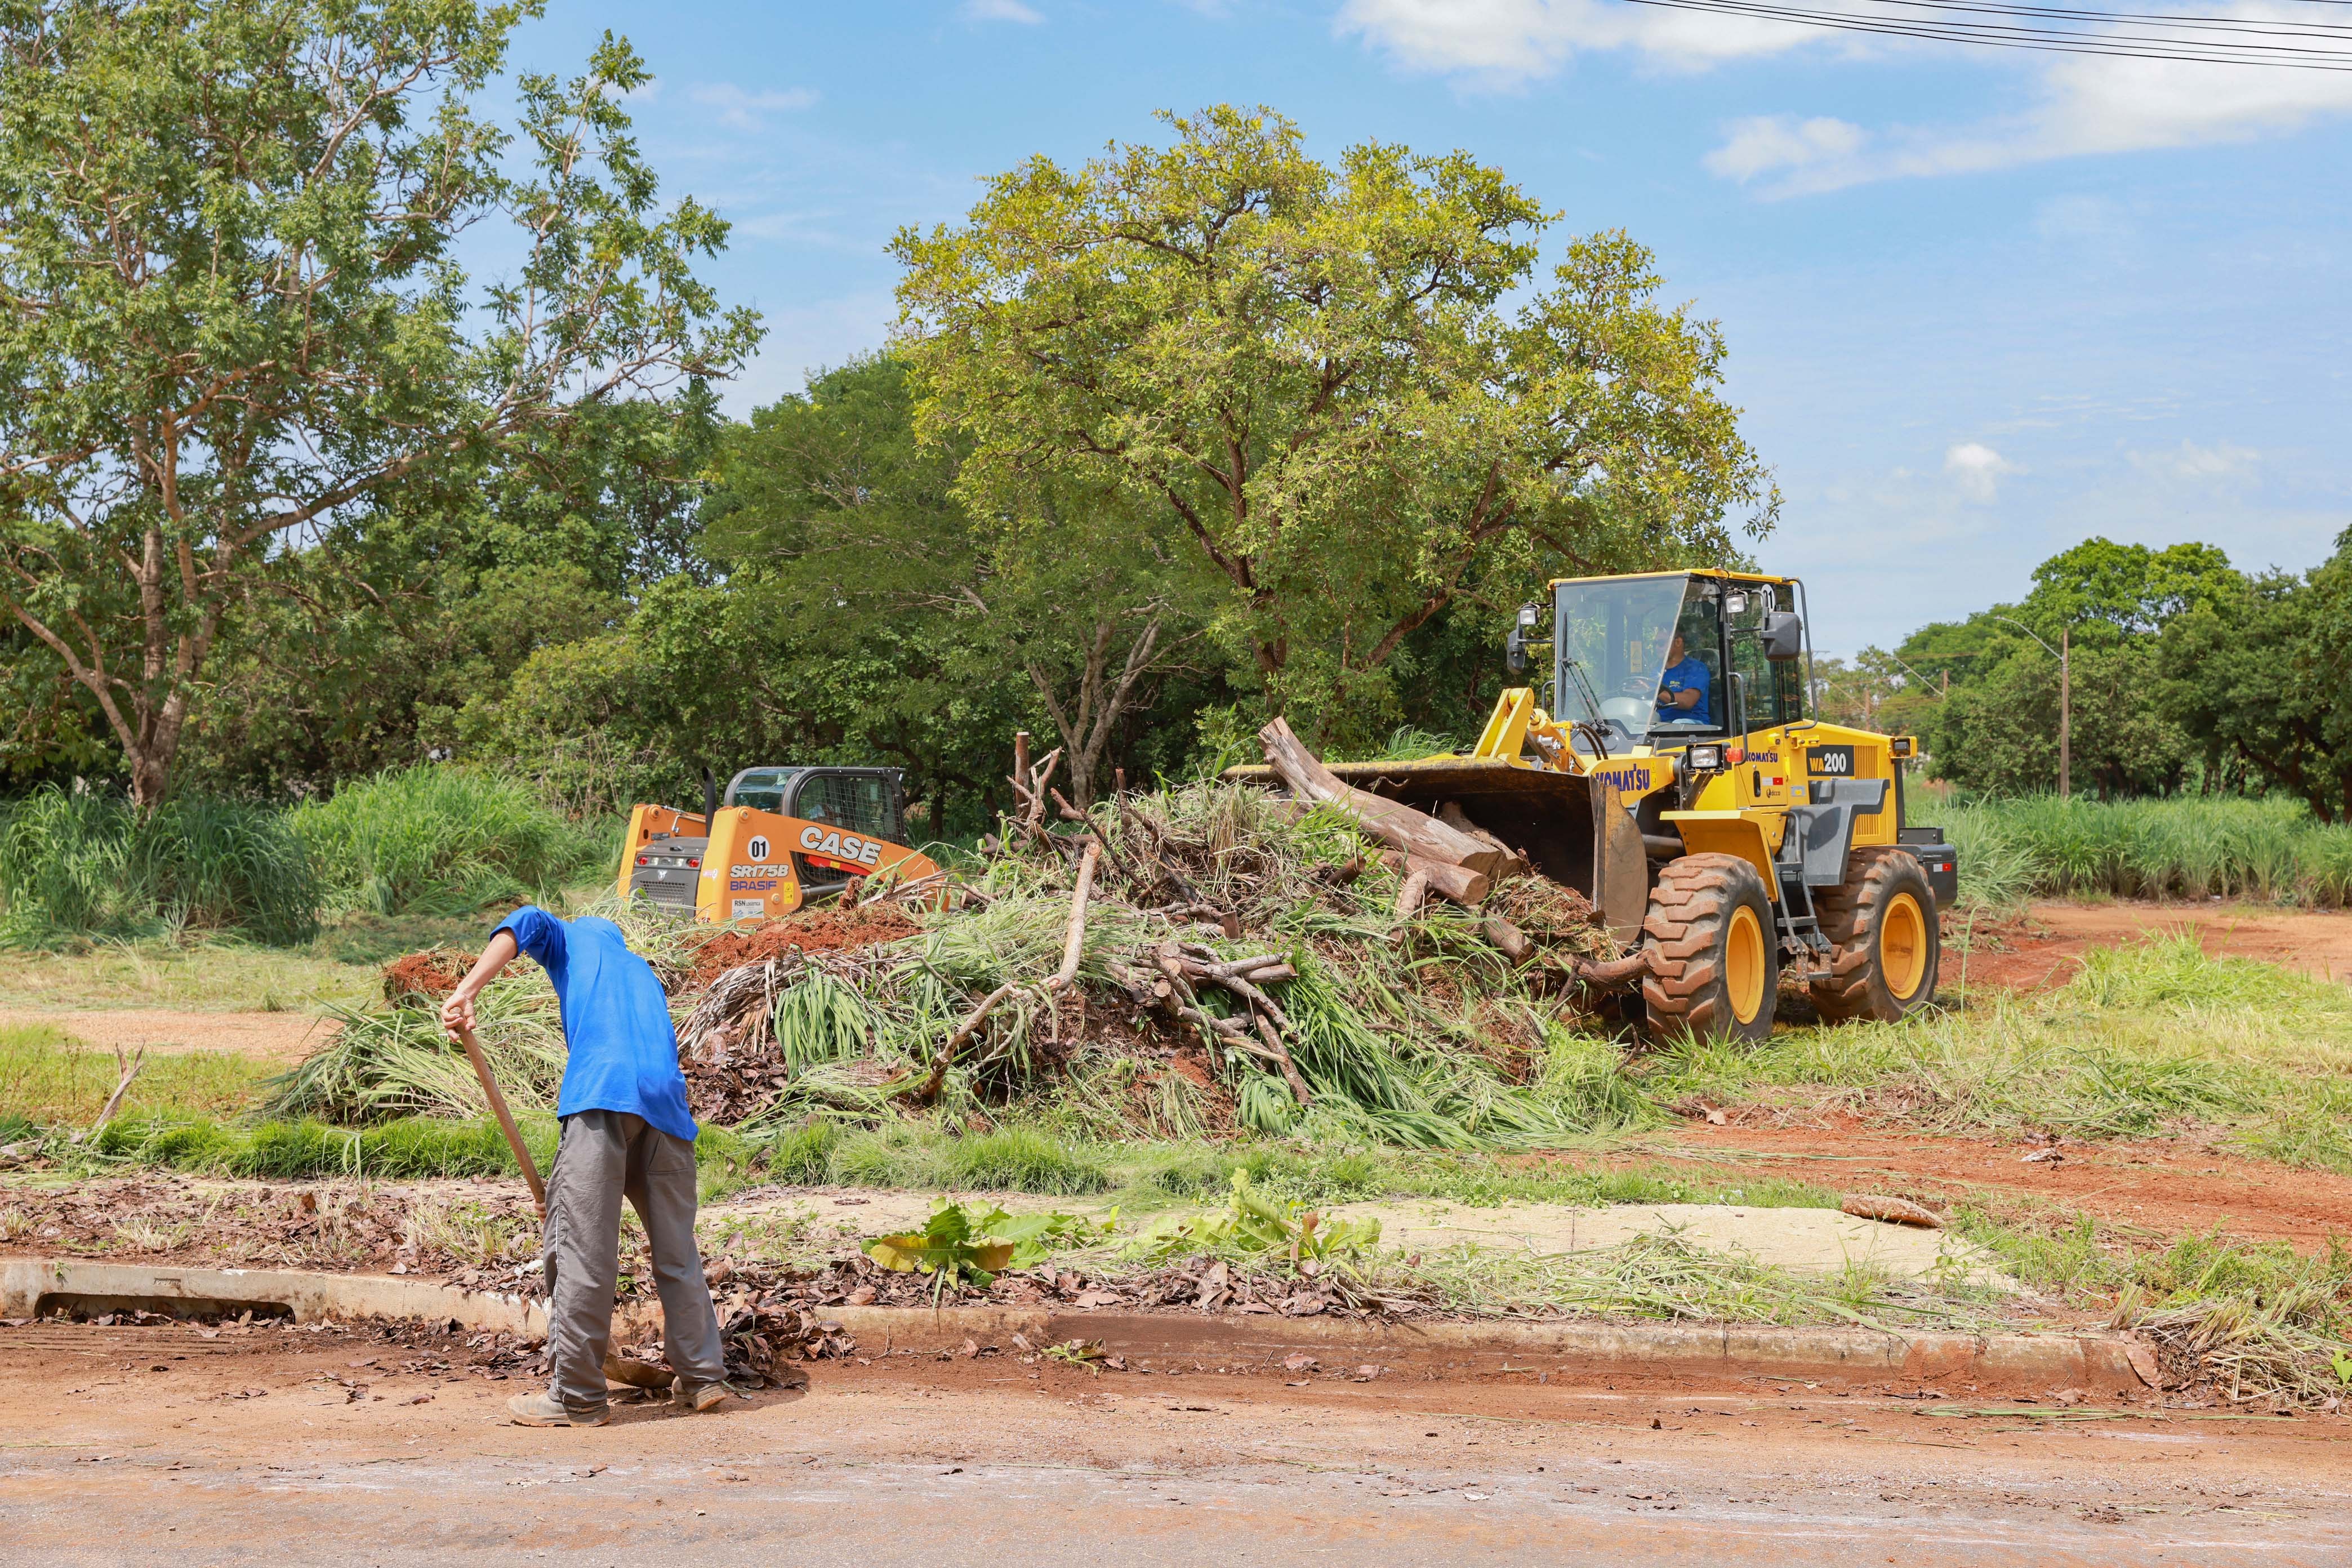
[617,766,941,922]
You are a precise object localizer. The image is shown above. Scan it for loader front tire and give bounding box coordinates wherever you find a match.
[1810,848,1941,1023]
[1641,853,1778,1045]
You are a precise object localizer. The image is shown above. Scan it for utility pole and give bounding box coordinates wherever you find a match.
[1987,615,2071,799]
[2058,627,2071,800]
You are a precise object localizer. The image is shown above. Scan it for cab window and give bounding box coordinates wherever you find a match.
[1725,585,1805,728]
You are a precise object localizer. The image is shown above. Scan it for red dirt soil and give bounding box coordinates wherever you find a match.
[1647,1117,2352,1251]
[379,950,478,1005]
[1952,901,2352,995]
[688,906,921,985]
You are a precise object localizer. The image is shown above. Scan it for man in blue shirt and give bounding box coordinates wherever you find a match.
[1655,633,1713,726]
[442,907,730,1428]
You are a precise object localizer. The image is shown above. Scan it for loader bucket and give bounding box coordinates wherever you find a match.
[1223,758,1650,944]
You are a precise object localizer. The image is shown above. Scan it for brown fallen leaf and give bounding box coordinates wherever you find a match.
[1281,1353,1319,1374]
[602,1353,674,1391]
[2123,1339,2163,1388]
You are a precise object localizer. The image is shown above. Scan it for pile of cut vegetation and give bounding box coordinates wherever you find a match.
[271,780,1634,1150]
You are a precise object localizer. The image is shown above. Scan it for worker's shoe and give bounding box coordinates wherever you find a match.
[506,1391,610,1428]
[675,1380,737,1414]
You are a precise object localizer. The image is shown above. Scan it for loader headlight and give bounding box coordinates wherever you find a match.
[1686,745,1723,770]
[1891,737,1915,759]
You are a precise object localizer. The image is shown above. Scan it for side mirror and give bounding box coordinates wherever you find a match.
[1505,603,1541,675]
[1761,611,1804,661]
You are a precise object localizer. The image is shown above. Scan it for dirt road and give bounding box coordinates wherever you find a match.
[3,1318,2345,1566]
[1651,1120,2352,1251]
[1961,901,2352,992]
[0,1007,330,1062]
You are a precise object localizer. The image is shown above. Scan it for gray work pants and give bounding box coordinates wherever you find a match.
[542,1109,727,1409]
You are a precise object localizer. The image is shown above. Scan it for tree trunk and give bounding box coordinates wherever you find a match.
[1029,615,1164,808]
[1255,716,1502,890]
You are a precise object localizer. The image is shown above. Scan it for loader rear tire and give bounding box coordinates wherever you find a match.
[1641,853,1778,1045]
[1810,848,1940,1023]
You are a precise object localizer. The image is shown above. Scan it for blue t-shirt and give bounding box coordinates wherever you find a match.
[1657,656,1713,725]
[492,907,698,1142]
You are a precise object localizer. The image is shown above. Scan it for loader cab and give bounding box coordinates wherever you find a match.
[1548,571,1810,758]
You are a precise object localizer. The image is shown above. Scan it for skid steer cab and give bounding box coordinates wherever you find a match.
[1229,568,1959,1044]
[617,766,942,923]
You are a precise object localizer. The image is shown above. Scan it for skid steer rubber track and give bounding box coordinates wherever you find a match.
[1810,847,1941,1023]
[1641,852,1778,1045]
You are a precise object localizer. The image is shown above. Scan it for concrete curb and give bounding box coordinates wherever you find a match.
[1,1257,547,1335]
[1,1257,2142,1395]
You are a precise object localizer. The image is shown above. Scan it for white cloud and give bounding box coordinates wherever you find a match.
[1337,0,1814,82]
[1944,442,2015,504]
[2132,439,2261,480]
[1340,1,2352,189]
[1704,116,1867,182]
[1704,24,2352,195]
[965,0,1044,22]
[691,84,819,131]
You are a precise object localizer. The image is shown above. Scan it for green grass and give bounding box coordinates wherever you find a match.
[1637,936,2352,1166]
[0,1024,270,1125]
[1919,792,2352,910]
[0,787,319,946]
[68,1111,559,1181]
[289,765,609,918]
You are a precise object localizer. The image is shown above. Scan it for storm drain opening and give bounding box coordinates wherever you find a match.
[34,1291,294,1324]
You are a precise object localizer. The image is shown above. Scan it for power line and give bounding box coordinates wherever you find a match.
[1615,0,2352,67]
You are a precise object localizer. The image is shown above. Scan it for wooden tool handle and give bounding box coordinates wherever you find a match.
[455,1022,547,1215]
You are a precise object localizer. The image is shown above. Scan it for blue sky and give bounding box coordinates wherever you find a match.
[506,2,2350,654]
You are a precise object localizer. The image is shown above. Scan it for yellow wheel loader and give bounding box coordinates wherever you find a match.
[617,766,942,922]
[1236,571,1957,1042]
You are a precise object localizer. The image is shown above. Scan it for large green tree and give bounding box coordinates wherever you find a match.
[2158,529,2352,822]
[1902,536,2237,796]
[890,106,1775,742]
[709,355,1216,810]
[0,1,758,807]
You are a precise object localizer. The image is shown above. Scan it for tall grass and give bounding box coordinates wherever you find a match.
[289,765,604,917]
[0,786,319,945]
[1918,792,2352,910]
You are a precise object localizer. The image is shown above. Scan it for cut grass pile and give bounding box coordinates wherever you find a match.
[1921,792,2352,911]
[1952,1205,2352,1409]
[273,782,1631,1152]
[0,1024,270,1126]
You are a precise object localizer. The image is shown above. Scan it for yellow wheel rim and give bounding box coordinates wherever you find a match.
[1882,892,1927,1001]
[1726,904,1767,1026]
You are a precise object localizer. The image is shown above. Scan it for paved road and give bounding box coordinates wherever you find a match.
[4,1320,2346,1566]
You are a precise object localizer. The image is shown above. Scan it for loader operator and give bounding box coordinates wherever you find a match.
[441,908,734,1428]
[1655,632,1713,726]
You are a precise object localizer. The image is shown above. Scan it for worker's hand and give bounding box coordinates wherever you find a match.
[440,987,477,1042]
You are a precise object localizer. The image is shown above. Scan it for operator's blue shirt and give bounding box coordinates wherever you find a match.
[1657,656,1713,725]
[491,907,697,1142]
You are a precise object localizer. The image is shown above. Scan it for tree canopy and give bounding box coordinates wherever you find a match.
[0,0,757,805]
[890,106,1776,746]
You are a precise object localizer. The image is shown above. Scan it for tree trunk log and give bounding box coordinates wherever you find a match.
[1257,718,1502,879]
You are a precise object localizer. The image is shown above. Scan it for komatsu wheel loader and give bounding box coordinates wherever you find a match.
[617,765,941,923]
[1236,571,1958,1042]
